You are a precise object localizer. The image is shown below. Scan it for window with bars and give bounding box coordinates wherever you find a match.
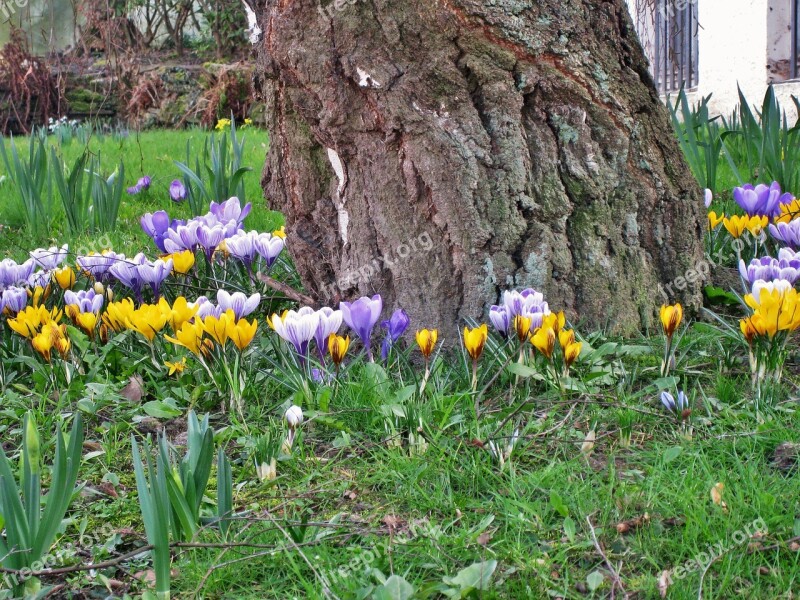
[652,0,700,94]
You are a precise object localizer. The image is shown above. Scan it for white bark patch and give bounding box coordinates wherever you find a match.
[242,0,262,44]
[327,148,349,244]
[357,67,381,88]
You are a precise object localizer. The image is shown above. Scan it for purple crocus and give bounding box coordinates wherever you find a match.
[380,308,409,361]
[225,231,259,271]
[27,270,52,289]
[340,294,382,361]
[169,180,187,203]
[30,244,68,270]
[216,290,260,319]
[739,255,800,287]
[0,258,35,288]
[489,305,511,337]
[127,176,152,195]
[660,390,689,416]
[141,211,173,253]
[64,289,104,314]
[108,253,147,301]
[76,251,120,282]
[733,182,792,219]
[164,220,201,253]
[502,288,549,319]
[314,307,343,361]
[769,221,800,249]
[192,296,218,319]
[137,257,173,300]
[209,197,251,226]
[196,224,227,261]
[254,233,285,270]
[0,286,28,314]
[271,307,320,362]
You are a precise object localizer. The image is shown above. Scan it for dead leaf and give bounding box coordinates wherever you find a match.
[82,441,103,452]
[120,375,145,402]
[477,531,493,546]
[657,570,671,598]
[581,430,596,455]
[616,512,651,534]
[710,482,728,512]
[382,515,405,531]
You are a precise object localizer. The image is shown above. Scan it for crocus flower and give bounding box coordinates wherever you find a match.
[660,390,689,416]
[64,289,104,314]
[415,329,438,360]
[127,176,152,195]
[733,182,792,219]
[328,334,350,366]
[340,294,382,361]
[169,180,187,202]
[140,211,173,253]
[108,253,147,301]
[739,255,800,287]
[168,250,196,275]
[769,220,800,249]
[230,317,258,351]
[725,215,767,238]
[27,270,52,289]
[30,244,68,270]
[209,197,251,226]
[0,286,28,314]
[271,307,320,361]
[314,307,343,361]
[196,223,227,261]
[76,251,119,282]
[660,303,683,339]
[531,326,556,359]
[137,257,174,300]
[489,305,511,337]
[380,308,410,361]
[163,220,202,253]
[225,230,259,270]
[502,288,549,319]
[464,324,488,361]
[285,405,304,428]
[254,233,285,269]
[0,258,35,287]
[53,266,76,290]
[216,290,260,319]
[708,211,724,230]
[704,189,713,208]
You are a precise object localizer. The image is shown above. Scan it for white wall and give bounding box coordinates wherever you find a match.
[627,0,800,119]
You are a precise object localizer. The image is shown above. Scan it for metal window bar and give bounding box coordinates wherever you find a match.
[653,0,699,94]
[792,0,800,80]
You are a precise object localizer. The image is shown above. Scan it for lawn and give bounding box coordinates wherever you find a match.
[0,121,797,600]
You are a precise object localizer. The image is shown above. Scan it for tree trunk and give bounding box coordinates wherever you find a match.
[254,0,704,339]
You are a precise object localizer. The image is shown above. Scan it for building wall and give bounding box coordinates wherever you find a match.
[627,0,800,118]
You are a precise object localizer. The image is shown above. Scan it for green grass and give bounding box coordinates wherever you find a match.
[0,129,797,600]
[0,127,282,261]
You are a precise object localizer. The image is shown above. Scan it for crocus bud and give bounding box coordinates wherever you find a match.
[284,405,303,429]
[94,281,105,295]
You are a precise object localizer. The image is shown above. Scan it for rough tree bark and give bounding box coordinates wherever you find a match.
[253,0,704,339]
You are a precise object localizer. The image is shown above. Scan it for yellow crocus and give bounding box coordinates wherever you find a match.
[328,334,350,366]
[29,285,50,307]
[126,303,169,342]
[230,318,258,351]
[415,329,438,360]
[723,215,748,238]
[165,321,205,355]
[745,215,769,236]
[513,315,532,343]
[708,211,725,230]
[563,341,582,369]
[660,303,683,338]
[558,329,575,349]
[165,357,187,376]
[103,299,135,332]
[530,326,556,359]
[74,312,98,338]
[272,226,287,239]
[169,296,199,332]
[202,310,236,347]
[743,287,800,337]
[463,324,488,361]
[31,332,53,362]
[776,198,800,224]
[168,250,196,275]
[53,266,75,290]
